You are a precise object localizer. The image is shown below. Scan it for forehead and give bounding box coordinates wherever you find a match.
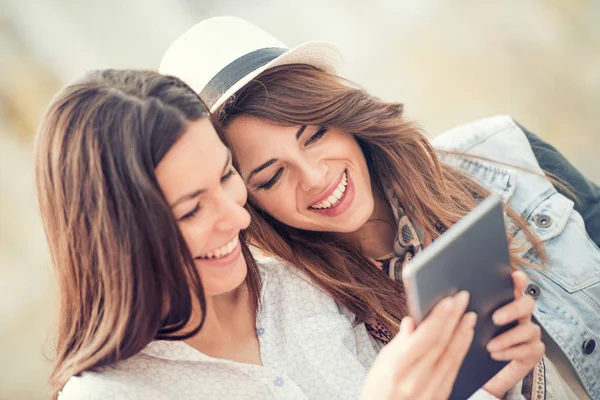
[155,118,226,202]
[225,117,298,172]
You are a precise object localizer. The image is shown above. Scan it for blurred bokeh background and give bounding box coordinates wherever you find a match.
[1,0,598,398]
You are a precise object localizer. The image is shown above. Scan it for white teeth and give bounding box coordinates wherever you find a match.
[310,171,348,210]
[198,236,239,260]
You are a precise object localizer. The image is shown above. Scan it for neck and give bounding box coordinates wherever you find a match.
[339,188,397,260]
[184,282,261,364]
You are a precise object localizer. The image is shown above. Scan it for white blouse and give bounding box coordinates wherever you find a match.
[59,257,508,400]
[58,257,380,400]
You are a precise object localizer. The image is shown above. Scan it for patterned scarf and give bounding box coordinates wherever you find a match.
[364,193,438,343]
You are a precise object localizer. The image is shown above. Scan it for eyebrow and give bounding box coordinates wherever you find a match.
[246,125,307,183]
[295,125,307,140]
[170,149,232,207]
[246,158,277,183]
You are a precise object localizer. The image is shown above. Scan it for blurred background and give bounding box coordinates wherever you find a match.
[1,0,598,398]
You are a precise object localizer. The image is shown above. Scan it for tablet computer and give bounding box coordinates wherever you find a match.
[402,194,516,400]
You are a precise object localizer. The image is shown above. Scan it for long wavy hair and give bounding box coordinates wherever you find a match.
[216,64,546,336]
[35,70,261,398]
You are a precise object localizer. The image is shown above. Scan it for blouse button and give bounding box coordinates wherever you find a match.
[526,283,541,299]
[274,377,284,387]
[582,339,596,355]
[535,214,553,228]
[257,328,265,336]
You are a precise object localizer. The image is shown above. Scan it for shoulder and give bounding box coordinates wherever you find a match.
[432,115,526,152]
[58,355,160,400]
[58,370,142,400]
[432,116,567,215]
[433,115,540,167]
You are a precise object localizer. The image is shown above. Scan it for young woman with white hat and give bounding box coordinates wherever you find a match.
[160,17,600,399]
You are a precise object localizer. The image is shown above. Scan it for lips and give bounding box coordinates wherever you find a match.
[308,170,348,210]
[307,169,355,218]
[197,236,240,260]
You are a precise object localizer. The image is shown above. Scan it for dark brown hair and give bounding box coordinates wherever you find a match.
[217,64,545,335]
[35,70,261,398]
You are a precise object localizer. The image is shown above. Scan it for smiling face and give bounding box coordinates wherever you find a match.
[225,116,375,234]
[156,118,250,297]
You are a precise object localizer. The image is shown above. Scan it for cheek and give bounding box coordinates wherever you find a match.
[344,139,369,170]
[252,189,300,224]
[341,138,372,189]
[179,221,209,256]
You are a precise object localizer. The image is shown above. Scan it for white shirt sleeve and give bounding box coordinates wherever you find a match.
[468,383,525,400]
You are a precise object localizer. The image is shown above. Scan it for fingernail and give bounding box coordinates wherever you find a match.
[456,290,470,305]
[442,297,455,310]
[492,311,506,325]
[487,339,500,352]
[464,312,477,328]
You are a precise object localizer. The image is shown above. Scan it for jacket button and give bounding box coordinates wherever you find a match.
[526,283,541,299]
[535,214,553,228]
[583,339,596,355]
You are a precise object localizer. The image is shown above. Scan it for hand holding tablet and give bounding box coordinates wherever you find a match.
[402,195,544,399]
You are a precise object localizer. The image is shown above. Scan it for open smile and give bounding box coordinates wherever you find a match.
[309,170,348,210]
[196,236,240,260]
[307,169,355,218]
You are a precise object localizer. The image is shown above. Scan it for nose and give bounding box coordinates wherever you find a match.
[298,159,327,192]
[213,192,251,233]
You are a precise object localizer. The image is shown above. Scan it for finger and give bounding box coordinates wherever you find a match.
[410,291,470,345]
[406,292,470,359]
[383,293,464,370]
[373,316,419,377]
[512,270,528,299]
[490,341,545,361]
[424,312,478,399]
[379,316,416,363]
[487,322,541,352]
[398,292,471,393]
[492,294,534,326]
[399,316,416,337]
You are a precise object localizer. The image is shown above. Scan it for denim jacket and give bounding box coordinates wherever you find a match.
[433,115,600,399]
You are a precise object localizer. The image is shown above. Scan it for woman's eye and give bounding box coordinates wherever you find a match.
[178,169,235,221]
[256,168,284,191]
[180,204,200,221]
[305,127,328,146]
[221,168,236,182]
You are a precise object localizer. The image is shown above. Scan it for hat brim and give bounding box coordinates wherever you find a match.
[209,41,342,113]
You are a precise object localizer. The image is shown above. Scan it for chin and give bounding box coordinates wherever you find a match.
[203,276,248,297]
[340,200,374,232]
[334,216,370,233]
[200,261,248,297]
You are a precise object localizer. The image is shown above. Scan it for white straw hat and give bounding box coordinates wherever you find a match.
[159,16,343,113]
